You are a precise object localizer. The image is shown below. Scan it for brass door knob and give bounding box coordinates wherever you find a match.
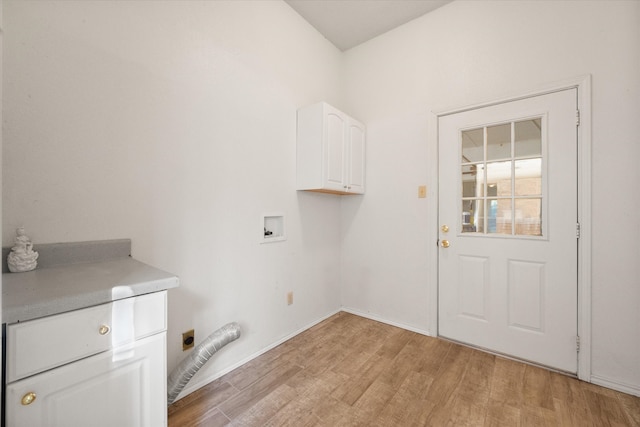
[21,392,36,405]
[441,225,449,233]
[440,239,450,248]
[99,325,111,336]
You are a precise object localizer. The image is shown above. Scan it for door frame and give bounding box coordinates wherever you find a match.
[427,75,592,381]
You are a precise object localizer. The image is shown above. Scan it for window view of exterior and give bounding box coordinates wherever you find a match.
[461,118,543,236]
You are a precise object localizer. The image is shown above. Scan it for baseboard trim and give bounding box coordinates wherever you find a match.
[173,308,342,402]
[340,306,433,337]
[591,374,640,397]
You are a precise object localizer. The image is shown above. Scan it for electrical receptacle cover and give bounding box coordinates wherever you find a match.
[182,329,195,351]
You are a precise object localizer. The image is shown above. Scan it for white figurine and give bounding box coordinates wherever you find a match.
[7,227,39,273]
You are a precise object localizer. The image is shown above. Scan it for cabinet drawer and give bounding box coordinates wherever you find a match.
[7,291,166,383]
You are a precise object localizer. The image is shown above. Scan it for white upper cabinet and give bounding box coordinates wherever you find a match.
[296,102,365,195]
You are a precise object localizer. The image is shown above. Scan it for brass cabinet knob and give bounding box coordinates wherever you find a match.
[440,239,450,248]
[21,392,36,406]
[441,225,449,233]
[99,325,111,335]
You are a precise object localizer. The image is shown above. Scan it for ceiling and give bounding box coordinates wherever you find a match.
[285,0,453,51]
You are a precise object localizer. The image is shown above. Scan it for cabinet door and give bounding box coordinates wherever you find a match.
[6,333,167,427]
[346,121,366,194]
[324,110,347,191]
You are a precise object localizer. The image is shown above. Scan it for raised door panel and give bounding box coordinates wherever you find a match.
[324,111,346,191]
[5,333,167,427]
[346,122,365,194]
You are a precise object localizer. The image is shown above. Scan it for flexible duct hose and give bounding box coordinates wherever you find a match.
[167,322,241,405]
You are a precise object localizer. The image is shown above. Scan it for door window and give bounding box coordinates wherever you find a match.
[460,118,543,236]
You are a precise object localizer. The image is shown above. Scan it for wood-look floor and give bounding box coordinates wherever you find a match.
[168,312,640,426]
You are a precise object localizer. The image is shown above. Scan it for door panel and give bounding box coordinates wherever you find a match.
[438,89,578,373]
[458,255,489,321]
[507,259,545,332]
[325,112,346,190]
[347,122,365,192]
[6,333,166,427]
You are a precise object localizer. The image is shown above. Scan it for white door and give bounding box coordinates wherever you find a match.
[438,89,578,373]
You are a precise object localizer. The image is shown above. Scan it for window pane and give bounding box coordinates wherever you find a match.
[515,198,542,236]
[515,118,542,157]
[486,161,512,197]
[515,158,542,196]
[462,199,484,233]
[462,164,481,197]
[487,123,511,160]
[462,128,483,163]
[458,118,544,238]
[487,198,512,235]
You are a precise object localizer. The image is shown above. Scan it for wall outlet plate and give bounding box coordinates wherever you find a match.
[182,329,195,351]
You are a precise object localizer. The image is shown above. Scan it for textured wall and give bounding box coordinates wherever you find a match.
[3,0,345,397]
[342,0,640,393]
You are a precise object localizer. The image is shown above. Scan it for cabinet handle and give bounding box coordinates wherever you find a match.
[21,392,36,406]
[99,324,111,335]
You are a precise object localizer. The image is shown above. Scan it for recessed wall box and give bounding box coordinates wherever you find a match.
[261,213,285,243]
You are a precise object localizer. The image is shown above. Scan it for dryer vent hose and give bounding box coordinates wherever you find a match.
[167,322,241,405]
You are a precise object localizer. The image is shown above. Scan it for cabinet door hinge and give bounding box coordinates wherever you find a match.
[576,222,581,239]
[576,109,581,126]
[576,336,581,352]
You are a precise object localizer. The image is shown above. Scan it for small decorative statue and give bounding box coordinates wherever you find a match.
[7,227,39,273]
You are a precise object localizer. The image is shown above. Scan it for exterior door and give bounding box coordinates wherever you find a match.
[438,89,578,373]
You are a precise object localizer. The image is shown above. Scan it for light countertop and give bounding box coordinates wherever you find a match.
[2,240,178,324]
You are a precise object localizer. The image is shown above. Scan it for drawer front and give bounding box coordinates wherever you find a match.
[7,291,166,383]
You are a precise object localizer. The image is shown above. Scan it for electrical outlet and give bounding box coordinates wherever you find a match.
[287,291,294,305]
[182,329,195,351]
[418,185,427,198]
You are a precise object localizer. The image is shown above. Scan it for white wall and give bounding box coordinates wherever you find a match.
[2,0,345,396]
[342,0,640,393]
[4,0,639,400]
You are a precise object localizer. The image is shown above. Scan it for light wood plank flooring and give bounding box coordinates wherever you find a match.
[168,312,640,426]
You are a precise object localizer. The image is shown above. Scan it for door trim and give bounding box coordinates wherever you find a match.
[427,75,592,381]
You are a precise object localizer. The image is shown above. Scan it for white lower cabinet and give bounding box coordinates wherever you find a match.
[4,291,168,427]
[6,333,166,427]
